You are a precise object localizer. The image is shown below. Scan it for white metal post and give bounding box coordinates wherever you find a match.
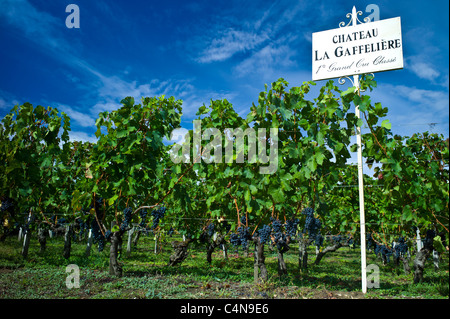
[85,228,93,257]
[350,6,367,294]
[416,228,423,251]
[127,226,135,257]
[354,74,367,293]
[21,210,32,258]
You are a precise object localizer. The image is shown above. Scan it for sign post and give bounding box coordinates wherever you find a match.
[312,6,403,294]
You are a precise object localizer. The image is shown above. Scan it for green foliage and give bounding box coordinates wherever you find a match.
[76,95,183,231]
[1,75,448,269]
[0,103,70,222]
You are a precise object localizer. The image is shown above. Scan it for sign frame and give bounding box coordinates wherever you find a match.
[312,15,403,81]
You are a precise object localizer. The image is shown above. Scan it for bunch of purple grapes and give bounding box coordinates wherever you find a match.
[237,225,250,250]
[285,217,300,238]
[375,244,393,263]
[120,207,133,231]
[0,197,14,213]
[302,207,321,238]
[423,229,436,250]
[258,224,272,244]
[332,235,343,243]
[230,233,241,247]
[151,206,166,230]
[139,209,148,228]
[91,218,105,252]
[230,215,251,250]
[206,223,215,237]
[366,233,376,250]
[393,236,408,258]
[270,217,289,253]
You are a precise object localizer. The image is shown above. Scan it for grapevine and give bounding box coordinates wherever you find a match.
[285,217,300,238]
[120,207,133,231]
[257,224,271,244]
[302,207,322,239]
[150,206,166,230]
[393,236,408,258]
[269,217,289,253]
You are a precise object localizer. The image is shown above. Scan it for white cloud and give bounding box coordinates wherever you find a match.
[195,1,308,65]
[179,89,238,119]
[96,75,153,100]
[403,27,448,86]
[0,0,206,122]
[56,104,96,128]
[0,0,77,63]
[90,101,121,115]
[68,131,97,144]
[268,1,306,34]
[197,29,269,63]
[253,4,274,30]
[1,0,59,39]
[85,73,237,121]
[371,83,449,138]
[234,42,296,79]
[0,90,20,111]
[406,57,440,82]
[386,84,449,113]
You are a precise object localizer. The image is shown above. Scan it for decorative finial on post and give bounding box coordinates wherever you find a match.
[352,6,357,26]
[339,6,370,28]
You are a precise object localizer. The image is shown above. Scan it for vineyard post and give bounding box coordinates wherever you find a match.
[21,210,32,259]
[328,6,370,294]
[85,228,93,257]
[347,6,369,295]
[416,228,423,252]
[126,226,135,257]
[353,71,367,294]
[18,226,23,242]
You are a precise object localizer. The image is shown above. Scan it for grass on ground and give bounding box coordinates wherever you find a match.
[0,233,448,299]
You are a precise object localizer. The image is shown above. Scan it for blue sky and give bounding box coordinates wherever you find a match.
[1,0,448,149]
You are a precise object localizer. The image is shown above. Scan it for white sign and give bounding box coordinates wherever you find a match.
[312,17,403,81]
